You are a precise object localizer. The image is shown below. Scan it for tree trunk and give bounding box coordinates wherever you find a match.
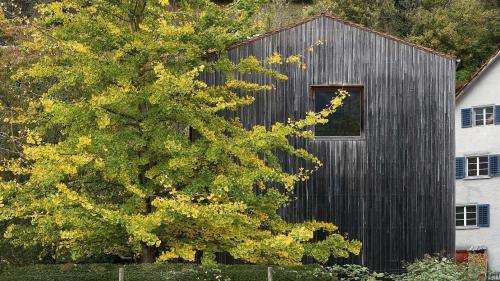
[129,0,155,264]
[139,195,156,263]
[140,243,157,263]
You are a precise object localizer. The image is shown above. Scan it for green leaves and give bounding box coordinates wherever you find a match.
[407,0,499,87]
[0,0,359,265]
[394,256,482,281]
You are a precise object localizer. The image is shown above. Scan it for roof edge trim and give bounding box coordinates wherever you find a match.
[456,48,500,99]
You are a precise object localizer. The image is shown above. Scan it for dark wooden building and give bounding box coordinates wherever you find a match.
[205,14,456,272]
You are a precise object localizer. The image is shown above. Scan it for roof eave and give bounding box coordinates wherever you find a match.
[456,48,500,100]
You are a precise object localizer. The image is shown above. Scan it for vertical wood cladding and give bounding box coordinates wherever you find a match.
[204,15,455,272]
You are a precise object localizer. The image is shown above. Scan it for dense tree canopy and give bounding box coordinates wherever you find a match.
[407,0,498,85]
[0,0,361,265]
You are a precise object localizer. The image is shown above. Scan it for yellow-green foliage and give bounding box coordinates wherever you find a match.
[0,0,360,265]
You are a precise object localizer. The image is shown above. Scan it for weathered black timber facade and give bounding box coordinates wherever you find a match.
[204,14,456,272]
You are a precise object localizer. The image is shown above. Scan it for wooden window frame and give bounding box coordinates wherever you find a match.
[472,105,494,126]
[466,155,489,178]
[456,204,478,228]
[310,84,365,140]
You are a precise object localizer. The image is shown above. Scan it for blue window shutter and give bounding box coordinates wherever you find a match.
[478,204,490,227]
[456,157,465,179]
[490,155,499,177]
[495,106,500,125]
[461,108,472,128]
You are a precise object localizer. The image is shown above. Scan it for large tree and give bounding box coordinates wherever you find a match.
[0,0,360,264]
[0,22,43,267]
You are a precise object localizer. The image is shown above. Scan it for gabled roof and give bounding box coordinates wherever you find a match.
[456,48,500,99]
[228,14,455,60]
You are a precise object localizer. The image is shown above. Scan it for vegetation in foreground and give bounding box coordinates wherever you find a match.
[0,256,483,281]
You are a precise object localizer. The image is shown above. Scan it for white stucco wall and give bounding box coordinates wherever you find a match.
[456,57,500,271]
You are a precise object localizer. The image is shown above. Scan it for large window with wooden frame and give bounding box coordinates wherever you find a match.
[312,86,363,137]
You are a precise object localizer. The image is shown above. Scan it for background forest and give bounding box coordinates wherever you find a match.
[2,0,499,85]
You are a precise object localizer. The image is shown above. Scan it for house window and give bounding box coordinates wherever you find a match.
[474,106,494,126]
[467,156,489,177]
[456,205,477,227]
[313,86,362,137]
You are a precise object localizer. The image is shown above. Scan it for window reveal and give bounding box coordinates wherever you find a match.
[313,86,362,137]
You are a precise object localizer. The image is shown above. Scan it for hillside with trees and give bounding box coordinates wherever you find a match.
[262,0,499,88]
[2,0,498,92]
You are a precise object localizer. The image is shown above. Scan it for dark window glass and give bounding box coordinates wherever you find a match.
[314,87,362,137]
[467,205,477,212]
[456,206,465,226]
[486,107,494,124]
[479,156,489,176]
[467,219,477,225]
[466,213,476,219]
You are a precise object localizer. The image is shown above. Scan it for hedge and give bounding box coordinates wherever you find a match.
[0,256,482,281]
[0,264,341,281]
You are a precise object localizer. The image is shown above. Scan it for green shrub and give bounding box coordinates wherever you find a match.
[327,264,386,280]
[394,256,482,281]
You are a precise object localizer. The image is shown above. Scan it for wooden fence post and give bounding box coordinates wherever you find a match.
[119,267,124,281]
[267,266,273,281]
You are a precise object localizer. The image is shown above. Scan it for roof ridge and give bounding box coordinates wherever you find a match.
[456,48,500,98]
[228,14,322,50]
[227,13,455,60]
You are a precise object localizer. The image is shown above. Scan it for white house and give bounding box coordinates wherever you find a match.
[455,48,500,271]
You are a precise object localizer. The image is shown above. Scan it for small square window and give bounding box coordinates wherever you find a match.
[467,156,489,177]
[313,86,363,137]
[456,205,477,227]
[473,106,494,126]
